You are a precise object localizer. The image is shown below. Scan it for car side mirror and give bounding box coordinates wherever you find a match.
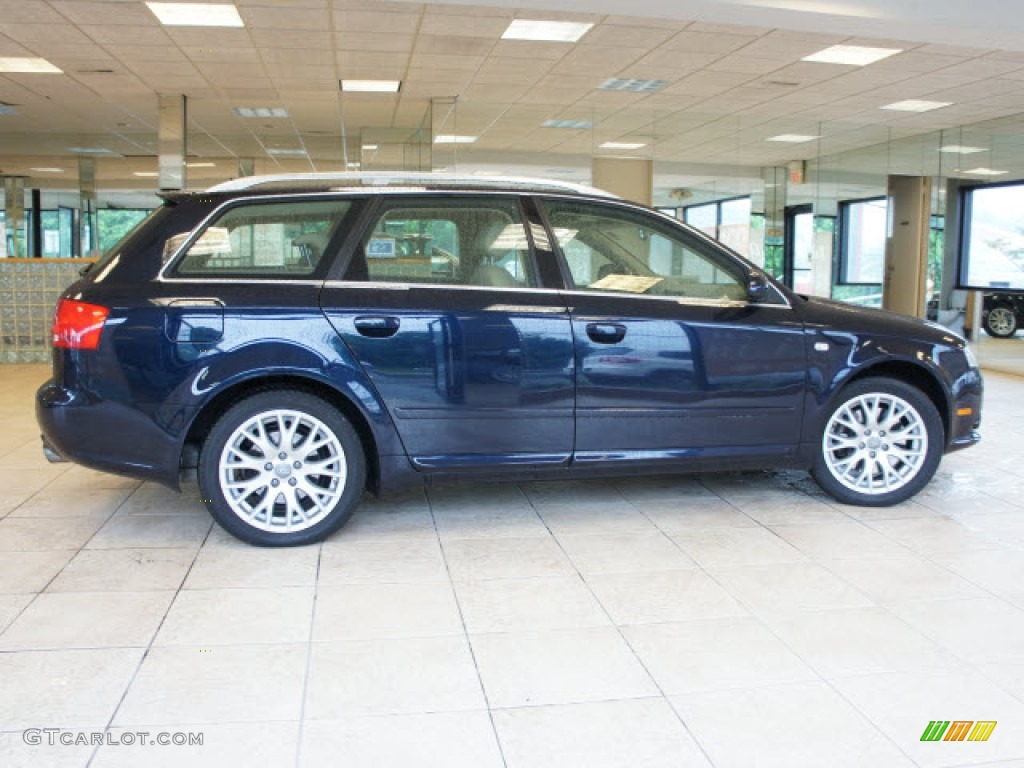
[747,270,769,303]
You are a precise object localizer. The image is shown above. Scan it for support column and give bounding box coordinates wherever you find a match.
[591,157,653,206]
[4,177,26,258]
[78,159,99,258]
[238,158,255,178]
[30,188,42,258]
[158,93,187,191]
[882,175,931,318]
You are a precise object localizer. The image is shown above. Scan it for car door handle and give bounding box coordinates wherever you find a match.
[354,316,400,338]
[586,323,626,344]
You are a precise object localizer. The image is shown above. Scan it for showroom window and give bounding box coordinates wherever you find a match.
[683,197,753,258]
[838,197,887,285]
[172,198,356,278]
[541,199,750,302]
[347,197,539,288]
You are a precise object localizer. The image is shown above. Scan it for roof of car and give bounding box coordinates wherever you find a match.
[205,172,618,198]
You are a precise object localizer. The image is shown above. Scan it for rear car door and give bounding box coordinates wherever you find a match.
[320,195,575,472]
[537,197,808,468]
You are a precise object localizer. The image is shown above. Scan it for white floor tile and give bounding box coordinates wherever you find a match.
[822,555,986,604]
[8,488,132,518]
[471,626,658,708]
[890,597,1024,663]
[670,526,806,567]
[0,550,74,594]
[93,722,300,768]
[313,581,463,641]
[183,541,320,589]
[0,515,109,551]
[86,514,212,550]
[769,522,912,560]
[708,562,875,616]
[155,587,314,646]
[47,548,196,592]
[318,538,449,585]
[586,569,748,625]
[454,576,610,633]
[556,530,696,575]
[493,698,712,768]
[442,537,575,581]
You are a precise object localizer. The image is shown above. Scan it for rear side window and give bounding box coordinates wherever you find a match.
[344,197,539,288]
[171,198,356,278]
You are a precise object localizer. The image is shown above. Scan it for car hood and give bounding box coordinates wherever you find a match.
[795,294,966,349]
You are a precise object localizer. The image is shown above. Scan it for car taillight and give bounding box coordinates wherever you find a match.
[52,299,109,350]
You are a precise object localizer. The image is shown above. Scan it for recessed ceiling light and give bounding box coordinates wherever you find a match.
[30,167,64,173]
[0,57,62,74]
[434,135,477,144]
[361,144,380,151]
[767,134,819,143]
[963,167,1008,176]
[234,107,288,119]
[600,141,646,150]
[599,78,669,94]
[266,148,307,156]
[146,2,244,27]
[340,79,400,93]
[802,45,901,66]
[133,172,159,177]
[67,147,114,154]
[881,99,952,112]
[543,119,594,129]
[187,162,216,168]
[939,145,985,154]
[502,19,593,43]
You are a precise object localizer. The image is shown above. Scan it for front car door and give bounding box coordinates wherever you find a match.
[536,196,808,469]
[320,194,575,472]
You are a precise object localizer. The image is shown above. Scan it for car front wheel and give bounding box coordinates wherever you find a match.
[198,390,366,546]
[812,377,943,506]
[983,304,1018,338]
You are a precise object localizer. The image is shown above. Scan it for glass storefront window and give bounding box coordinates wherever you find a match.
[839,197,887,284]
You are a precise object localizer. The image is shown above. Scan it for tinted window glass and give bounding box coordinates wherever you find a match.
[541,199,747,301]
[173,199,354,277]
[348,197,538,288]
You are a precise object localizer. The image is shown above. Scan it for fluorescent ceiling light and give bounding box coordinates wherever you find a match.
[67,147,113,154]
[939,145,985,154]
[802,45,901,66]
[267,148,307,156]
[30,167,64,173]
[600,141,646,150]
[146,2,244,27]
[543,119,594,129]
[234,107,288,119]
[133,172,159,177]
[0,57,62,74]
[881,99,952,112]
[361,144,380,151]
[599,78,669,94]
[0,105,17,115]
[502,19,593,43]
[187,162,216,168]
[340,79,400,93]
[346,162,361,169]
[767,134,819,143]
[963,167,1008,176]
[434,135,477,144]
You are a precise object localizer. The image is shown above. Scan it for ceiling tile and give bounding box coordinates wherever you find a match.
[51,1,155,26]
[418,13,506,38]
[333,10,421,34]
[0,23,94,46]
[79,25,172,46]
[334,32,414,53]
[239,7,329,30]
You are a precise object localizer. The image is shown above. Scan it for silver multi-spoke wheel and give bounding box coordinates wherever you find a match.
[985,306,1017,337]
[822,392,928,495]
[219,408,347,533]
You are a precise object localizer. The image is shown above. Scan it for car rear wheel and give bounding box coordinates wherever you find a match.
[811,377,943,506]
[983,304,1018,338]
[198,390,365,546]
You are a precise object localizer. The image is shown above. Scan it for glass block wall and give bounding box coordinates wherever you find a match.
[0,259,95,363]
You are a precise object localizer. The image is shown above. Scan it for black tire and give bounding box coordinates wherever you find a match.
[198,390,366,546]
[983,304,1018,338]
[811,377,944,507]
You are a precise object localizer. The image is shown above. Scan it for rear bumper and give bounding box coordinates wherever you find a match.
[35,380,185,488]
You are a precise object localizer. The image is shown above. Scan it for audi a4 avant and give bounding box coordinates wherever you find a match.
[37,174,983,546]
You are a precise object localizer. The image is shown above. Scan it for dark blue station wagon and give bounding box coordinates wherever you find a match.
[37,174,983,545]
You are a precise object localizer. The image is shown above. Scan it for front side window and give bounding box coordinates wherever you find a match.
[541,199,749,302]
[346,197,538,288]
[172,198,356,278]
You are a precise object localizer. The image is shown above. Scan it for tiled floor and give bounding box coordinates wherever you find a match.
[2,363,1024,767]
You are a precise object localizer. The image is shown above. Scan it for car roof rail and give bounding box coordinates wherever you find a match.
[206,171,618,198]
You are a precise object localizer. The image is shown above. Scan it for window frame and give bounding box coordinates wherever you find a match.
[163,194,366,281]
[956,178,1024,291]
[836,195,887,287]
[339,193,543,290]
[537,195,780,305]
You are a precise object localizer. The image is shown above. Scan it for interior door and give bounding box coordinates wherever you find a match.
[538,197,808,466]
[320,195,575,471]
